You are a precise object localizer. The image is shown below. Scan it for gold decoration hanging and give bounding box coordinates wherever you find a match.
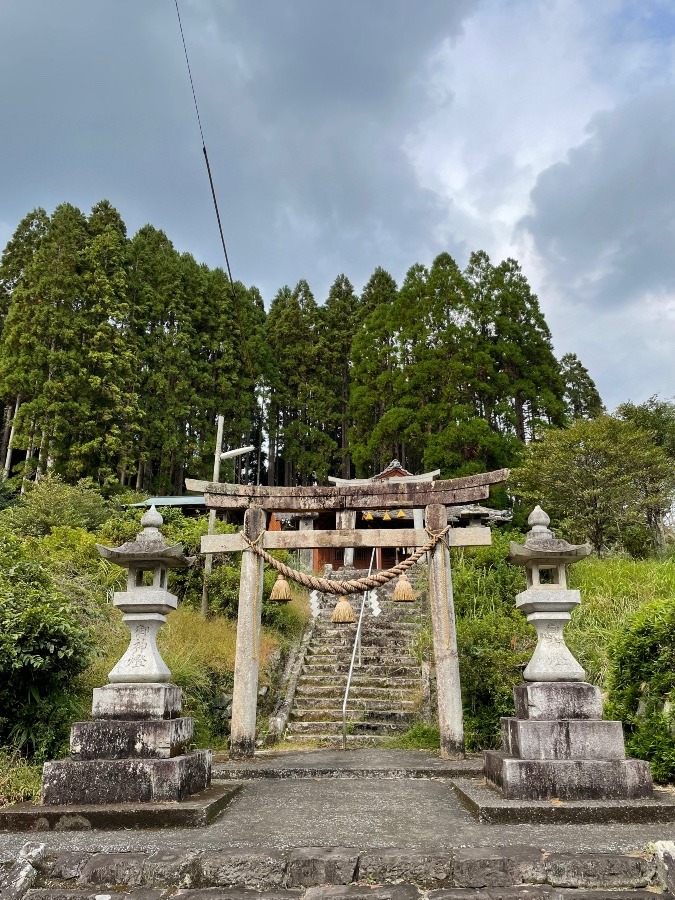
[396,509,406,518]
[393,572,416,602]
[363,511,374,521]
[332,595,356,623]
[383,510,391,521]
[269,573,292,602]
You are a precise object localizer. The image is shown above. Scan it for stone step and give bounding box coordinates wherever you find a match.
[295,684,418,699]
[305,653,418,665]
[302,662,418,675]
[25,844,661,895]
[296,674,420,688]
[286,718,414,734]
[281,732,398,746]
[310,636,417,647]
[308,637,417,650]
[291,703,419,721]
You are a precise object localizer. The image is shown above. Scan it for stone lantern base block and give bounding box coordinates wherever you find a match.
[92,682,182,720]
[484,751,653,801]
[70,716,194,760]
[502,717,627,761]
[42,749,211,805]
[513,681,603,720]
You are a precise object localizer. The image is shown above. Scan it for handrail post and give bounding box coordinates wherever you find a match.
[341,548,376,751]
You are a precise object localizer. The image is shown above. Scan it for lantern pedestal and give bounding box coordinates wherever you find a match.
[485,506,653,802]
[42,677,211,805]
[41,507,211,807]
[485,680,653,801]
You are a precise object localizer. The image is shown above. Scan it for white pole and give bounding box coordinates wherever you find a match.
[201,415,225,617]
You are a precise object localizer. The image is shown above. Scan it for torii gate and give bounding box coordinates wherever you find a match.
[186,468,509,760]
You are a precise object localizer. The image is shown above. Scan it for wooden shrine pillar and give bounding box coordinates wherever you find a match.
[426,503,464,759]
[336,509,357,566]
[230,505,266,758]
[298,514,316,570]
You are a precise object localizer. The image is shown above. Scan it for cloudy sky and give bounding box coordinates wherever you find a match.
[2,0,675,409]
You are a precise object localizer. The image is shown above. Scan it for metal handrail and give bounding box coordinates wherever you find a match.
[341,547,376,750]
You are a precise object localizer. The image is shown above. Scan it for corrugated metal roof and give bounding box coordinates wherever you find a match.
[132,496,206,507]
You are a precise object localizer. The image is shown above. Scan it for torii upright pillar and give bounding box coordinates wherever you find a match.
[230,505,266,758]
[426,503,464,758]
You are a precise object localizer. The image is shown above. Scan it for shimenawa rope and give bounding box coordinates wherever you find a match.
[241,525,452,595]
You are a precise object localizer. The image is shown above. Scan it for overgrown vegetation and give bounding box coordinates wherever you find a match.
[0,478,309,802]
[606,596,675,783]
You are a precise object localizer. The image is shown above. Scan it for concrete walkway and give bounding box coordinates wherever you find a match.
[1,750,673,858]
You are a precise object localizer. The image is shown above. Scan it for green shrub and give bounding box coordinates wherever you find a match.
[450,531,534,751]
[606,597,675,782]
[0,528,91,758]
[385,723,440,750]
[1,475,111,537]
[0,750,42,806]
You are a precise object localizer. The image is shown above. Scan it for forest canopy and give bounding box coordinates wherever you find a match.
[0,201,603,494]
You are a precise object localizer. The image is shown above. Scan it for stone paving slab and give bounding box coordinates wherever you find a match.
[22,890,665,900]
[16,844,662,893]
[212,750,482,780]
[0,783,242,832]
[2,778,675,858]
[452,775,675,824]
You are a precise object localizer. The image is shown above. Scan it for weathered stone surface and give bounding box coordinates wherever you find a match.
[141,850,202,888]
[27,891,167,900]
[26,892,133,900]
[543,852,656,889]
[70,718,194,760]
[52,817,92,833]
[91,684,183,721]
[229,506,266,759]
[38,852,91,881]
[513,682,602,721]
[484,751,653,800]
[42,751,211,805]
[515,589,584,682]
[78,853,148,887]
[452,847,544,888]
[654,839,675,892]
[174,892,298,900]
[286,848,359,888]
[357,850,452,888]
[197,850,287,890]
[429,890,550,900]
[0,842,45,900]
[501,717,626,760]
[303,887,419,900]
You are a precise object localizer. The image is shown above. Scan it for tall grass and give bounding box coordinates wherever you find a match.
[567,556,675,686]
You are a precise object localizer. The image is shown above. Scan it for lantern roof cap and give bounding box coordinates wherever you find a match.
[96,505,194,568]
[508,505,591,565]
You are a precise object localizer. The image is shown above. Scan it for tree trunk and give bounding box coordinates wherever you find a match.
[3,395,20,479]
[21,423,36,493]
[0,403,13,469]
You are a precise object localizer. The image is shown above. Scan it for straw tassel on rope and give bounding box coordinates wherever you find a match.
[269,572,292,602]
[393,572,415,602]
[332,595,356,624]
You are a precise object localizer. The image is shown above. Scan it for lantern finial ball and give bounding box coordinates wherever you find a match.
[141,504,163,530]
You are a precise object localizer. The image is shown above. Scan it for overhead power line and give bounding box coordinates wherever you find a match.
[174,0,237,294]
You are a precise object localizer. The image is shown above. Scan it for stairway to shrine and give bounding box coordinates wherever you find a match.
[284,580,426,746]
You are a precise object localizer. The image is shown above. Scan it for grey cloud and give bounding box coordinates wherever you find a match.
[1,0,476,302]
[519,87,675,308]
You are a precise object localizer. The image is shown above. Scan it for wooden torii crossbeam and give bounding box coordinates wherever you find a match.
[186,468,509,759]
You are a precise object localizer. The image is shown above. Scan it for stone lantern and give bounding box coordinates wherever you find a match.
[98,505,190,687]
[508,505,589,683]
[42,507,212,806]
[484,505,653,801]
